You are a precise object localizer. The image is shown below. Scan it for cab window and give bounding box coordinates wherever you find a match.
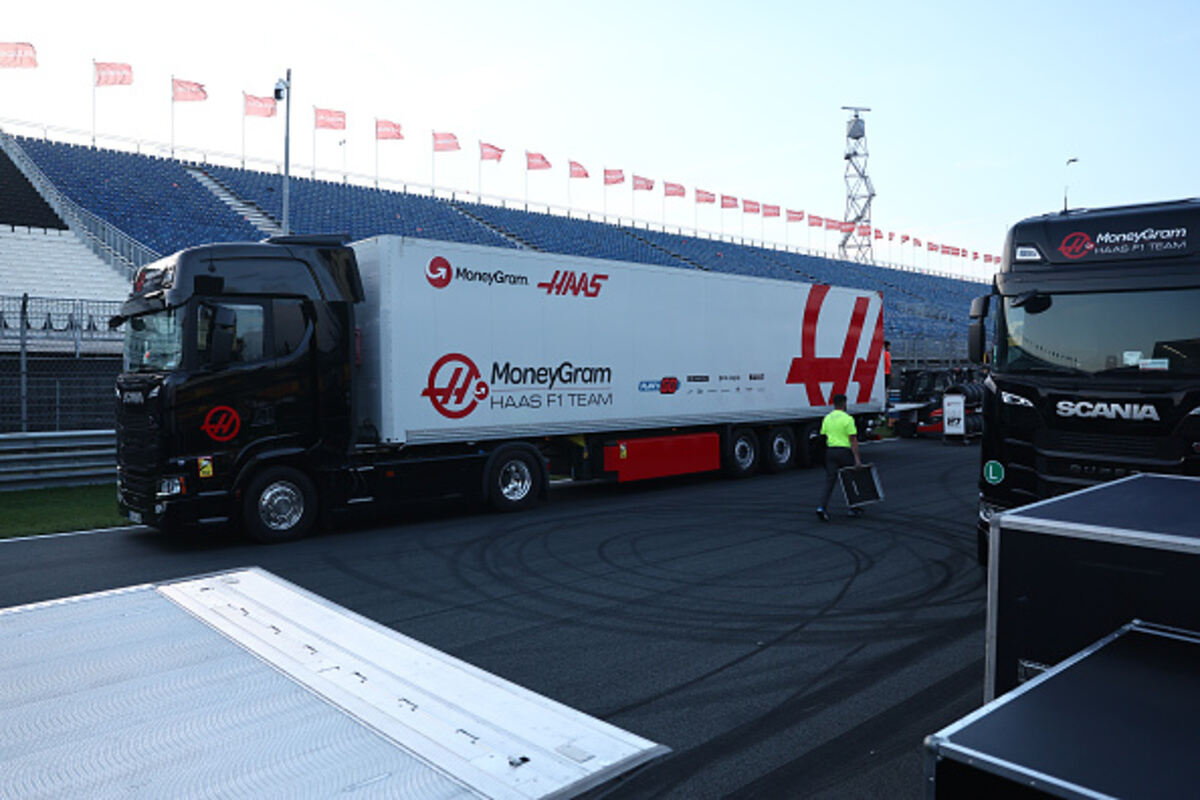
[198,302,266,364]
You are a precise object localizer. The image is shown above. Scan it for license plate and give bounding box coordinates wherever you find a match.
[128,510,143,524]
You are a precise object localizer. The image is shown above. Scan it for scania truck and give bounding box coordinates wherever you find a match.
[968,199,1200,562]
[113,234,885,542]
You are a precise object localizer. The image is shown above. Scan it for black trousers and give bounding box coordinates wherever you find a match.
[819,447,856,509]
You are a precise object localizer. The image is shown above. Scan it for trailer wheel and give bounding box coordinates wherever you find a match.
[764,427,795,473]
[798,421,825,468]
[487,447,543,512]
[243,466,317,544]
[724,427,759,478]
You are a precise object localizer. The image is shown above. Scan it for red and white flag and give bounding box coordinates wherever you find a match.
[874,228,884,239]
[633,175,654,191]
[696,189,716,204]
[95,62,132,86]
[901,234,910,244]
[841,221,858,233]
[314,107,345,130]
[721,194,738,209]
[787,209,805,222]
[480,141,504,161]
[763,204,780,218]
[0,43,36,68]
[569,160,588,178]
[928,241,939,251]
[940,244,951,254]
[888,231,895,241]
[376,119,404,140]
[973,251,979,260]
[983,254,993,264]
[857,223,871,236]
[664,181,685,198]
[808,214,823,227]
[913,238,922,247]
[743,200,760,214]
[433,132,460,152]
[526,151,551,170]
[172,78,207,102]
[604,168,625,186]
[244,93,276,118]
[825,217,841,230]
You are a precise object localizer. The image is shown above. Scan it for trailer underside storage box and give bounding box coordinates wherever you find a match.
[986,473,1200,700]
[0,568,667,799]
[927,621,1200,799]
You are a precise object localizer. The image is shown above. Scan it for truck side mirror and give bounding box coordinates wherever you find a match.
[969,294,990,320]
[968,320,986,364]
[210,306,237,366]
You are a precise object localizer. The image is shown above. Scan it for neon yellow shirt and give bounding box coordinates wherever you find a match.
[821,409,857,449]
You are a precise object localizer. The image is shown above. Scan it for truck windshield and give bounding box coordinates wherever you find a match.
[998,288,1200,376]
[123,308,184,372]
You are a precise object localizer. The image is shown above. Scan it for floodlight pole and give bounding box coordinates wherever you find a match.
[280,68,292,234]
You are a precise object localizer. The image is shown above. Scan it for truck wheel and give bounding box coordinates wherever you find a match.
[487,447,543,512]
[243,466,317,543]
[764,426,795,472]
[798,421,825,468]
[724,427,759,478]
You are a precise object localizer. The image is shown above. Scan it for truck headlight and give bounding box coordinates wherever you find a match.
[157,476,187,497]
[1001,391,1034,408]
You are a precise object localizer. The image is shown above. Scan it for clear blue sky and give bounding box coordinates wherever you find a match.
[4,0,1197,280]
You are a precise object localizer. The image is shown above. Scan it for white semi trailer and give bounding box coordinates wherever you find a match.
[113,234,886,541]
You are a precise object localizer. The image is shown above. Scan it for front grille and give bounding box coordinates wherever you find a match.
[1039,430,1165,460]
[119,468,156,507]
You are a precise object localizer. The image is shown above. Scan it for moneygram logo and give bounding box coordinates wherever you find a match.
[1058,232,1094,260]
[421,353,490,418]
[426,256,452,289]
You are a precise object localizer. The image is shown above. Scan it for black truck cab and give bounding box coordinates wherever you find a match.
[113,235,364,541]
[969,200,1200,562]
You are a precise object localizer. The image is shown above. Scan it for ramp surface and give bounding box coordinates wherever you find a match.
[0,568,667,799]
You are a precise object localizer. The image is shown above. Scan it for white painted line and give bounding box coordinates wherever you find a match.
[0,525,148,544]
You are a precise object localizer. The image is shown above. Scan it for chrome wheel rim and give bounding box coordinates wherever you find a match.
[498,459,533,502]
[733,437,756,471]
[259,480,304,531]
[772,434,792,465]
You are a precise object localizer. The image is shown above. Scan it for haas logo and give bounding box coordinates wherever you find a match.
[1058,232,1094,260]
[426,256,453,289]
[201,406,241,442]
[421,353,490,418]
[785,285,883,405]
[537,270,608,297]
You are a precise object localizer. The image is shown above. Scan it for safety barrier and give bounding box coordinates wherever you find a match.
[0,429,115,491]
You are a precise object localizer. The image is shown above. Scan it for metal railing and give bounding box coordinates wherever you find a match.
[0,429,115,491]
[0,132,161,278]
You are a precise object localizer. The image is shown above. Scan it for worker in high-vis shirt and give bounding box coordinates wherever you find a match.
[816,393,862,521]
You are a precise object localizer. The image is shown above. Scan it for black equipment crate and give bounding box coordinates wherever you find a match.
[838,463,883,508]
[986,474,1200,701]
[927,621,1200,799]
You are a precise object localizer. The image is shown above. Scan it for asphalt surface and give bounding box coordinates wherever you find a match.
[0,438,987,799]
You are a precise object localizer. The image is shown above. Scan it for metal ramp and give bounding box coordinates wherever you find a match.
[0,568,668,798]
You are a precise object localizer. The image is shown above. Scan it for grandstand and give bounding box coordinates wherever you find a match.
[0,131,981,431]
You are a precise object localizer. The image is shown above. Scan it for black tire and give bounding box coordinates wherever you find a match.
[242,465,318,544]
[764,426,796,473]
[798,421,825,468]
[486,446,544,512]
[724,427,759,478]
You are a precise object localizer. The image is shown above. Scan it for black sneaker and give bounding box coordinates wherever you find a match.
[816,508,831,522]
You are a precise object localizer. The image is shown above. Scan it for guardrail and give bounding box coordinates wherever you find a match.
[0,429,115,491]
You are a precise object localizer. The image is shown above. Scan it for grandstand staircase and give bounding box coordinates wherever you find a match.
[187,167,285,236]
[448,201,539,251]
[621,228,707,271]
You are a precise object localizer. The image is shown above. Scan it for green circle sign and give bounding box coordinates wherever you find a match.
[983,460,1005,485]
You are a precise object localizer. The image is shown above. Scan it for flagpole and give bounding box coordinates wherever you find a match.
[524,152,529,211]
[477,142,482,201]
[430,132,435,195]
[241,94,246,168]
[170,75,175,157]
[311,106,316,179]
[375,120,380,189]
[91,60,96,148]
